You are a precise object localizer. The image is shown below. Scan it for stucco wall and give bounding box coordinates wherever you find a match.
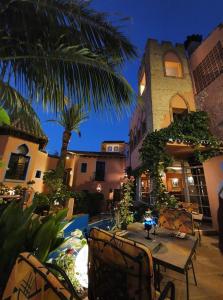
[0,136,40,187]
[203,155,223,230]
[189,25,223,140]
[72,155,126,199]
[0,135,60,192]
[190,25,223,80]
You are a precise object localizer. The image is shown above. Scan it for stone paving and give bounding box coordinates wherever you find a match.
[161,235,223,300]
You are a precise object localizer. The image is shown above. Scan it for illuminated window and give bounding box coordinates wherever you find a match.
[164,52,183,78]
[107,146,113,152]
[114,146,119,152]
[139,72,146,95]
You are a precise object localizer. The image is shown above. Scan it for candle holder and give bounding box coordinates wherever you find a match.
[144,219,153,240]
[144,209,153,240]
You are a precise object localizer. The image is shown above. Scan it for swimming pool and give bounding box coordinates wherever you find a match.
[88,218,115,232]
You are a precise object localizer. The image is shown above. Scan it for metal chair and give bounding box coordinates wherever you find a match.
[88,227,175,300]
[2,252,80,300]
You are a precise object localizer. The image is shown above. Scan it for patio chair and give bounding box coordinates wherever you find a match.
[88,227,175,300]
[158,208,194,234]
[158,209,197,289]
[2,252,81,300]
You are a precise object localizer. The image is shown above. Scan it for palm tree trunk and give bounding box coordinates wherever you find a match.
[56,130,71,176]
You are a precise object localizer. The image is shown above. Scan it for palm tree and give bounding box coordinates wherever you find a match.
[48,103,88,172]
[0,0,137,117]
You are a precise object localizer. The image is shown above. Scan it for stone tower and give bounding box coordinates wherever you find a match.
[138,39,196,133]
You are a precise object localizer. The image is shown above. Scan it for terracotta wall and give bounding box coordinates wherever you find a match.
[189,25,223,82]
[0,136,40,188]
[71,155,126,199]
[0,135,60,193]
[189,25,223,139]
[203,155,223,230]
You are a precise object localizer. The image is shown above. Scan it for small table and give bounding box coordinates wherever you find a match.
[126,223,198,300]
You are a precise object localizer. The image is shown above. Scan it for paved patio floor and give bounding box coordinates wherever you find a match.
[160,235,223,300]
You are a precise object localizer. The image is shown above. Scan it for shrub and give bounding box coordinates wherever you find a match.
[33,193,50,215]
[73,191,105,217]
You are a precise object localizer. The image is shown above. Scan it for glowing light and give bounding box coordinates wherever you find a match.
[8,189,15,196]
[74,244,88,288]
[96,184,102,192]
[167,166,182,170]
[188,176,194,185]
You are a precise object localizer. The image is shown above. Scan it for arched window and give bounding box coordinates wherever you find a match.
[17,144,29,155]
[5,144,30,180]
[139,71,146,95]
[164,52,183,78]
[170,94,189,122]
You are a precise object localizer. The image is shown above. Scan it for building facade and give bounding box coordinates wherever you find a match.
[129,38,223,230]
[64,141,127,200]
[0,126,126,201]
[189,23,223,140]
[0,124,58,193]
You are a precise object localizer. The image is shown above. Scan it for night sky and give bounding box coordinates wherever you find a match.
[37,0,223,155]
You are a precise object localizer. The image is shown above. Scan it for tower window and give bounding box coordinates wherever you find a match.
[172,108,188,122]
[164,52,183,78]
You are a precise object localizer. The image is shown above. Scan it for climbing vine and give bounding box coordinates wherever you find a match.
[140,111,221,207]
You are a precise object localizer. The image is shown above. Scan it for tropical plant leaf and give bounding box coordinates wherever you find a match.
[0,107,10,125]
[0,80,45,136]
[0,0,137,113]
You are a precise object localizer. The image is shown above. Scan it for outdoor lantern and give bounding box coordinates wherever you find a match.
[96,184,102,192]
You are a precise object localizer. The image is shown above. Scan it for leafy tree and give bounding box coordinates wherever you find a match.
[140,112,221,207]
[0,0,137,117]
[0,107,10,125]
[118,177,134,229]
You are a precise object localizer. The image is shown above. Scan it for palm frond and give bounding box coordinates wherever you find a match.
[0,44,134,113]
[0,0,137,65]
[0,80,45,137]
[49,101,88,134]
[0,0,137,113]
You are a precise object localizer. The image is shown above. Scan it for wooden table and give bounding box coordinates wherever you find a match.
[126,223,198,300]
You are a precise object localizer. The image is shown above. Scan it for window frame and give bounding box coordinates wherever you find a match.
[95,161,106,181]
[81,162,87,173]
[5,152,30,181]
[163,51,184,79]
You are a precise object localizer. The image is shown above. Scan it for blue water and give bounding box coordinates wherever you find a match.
[88,218,115,232]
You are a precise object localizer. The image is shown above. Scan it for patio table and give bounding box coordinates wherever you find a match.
[125,222,198,300]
